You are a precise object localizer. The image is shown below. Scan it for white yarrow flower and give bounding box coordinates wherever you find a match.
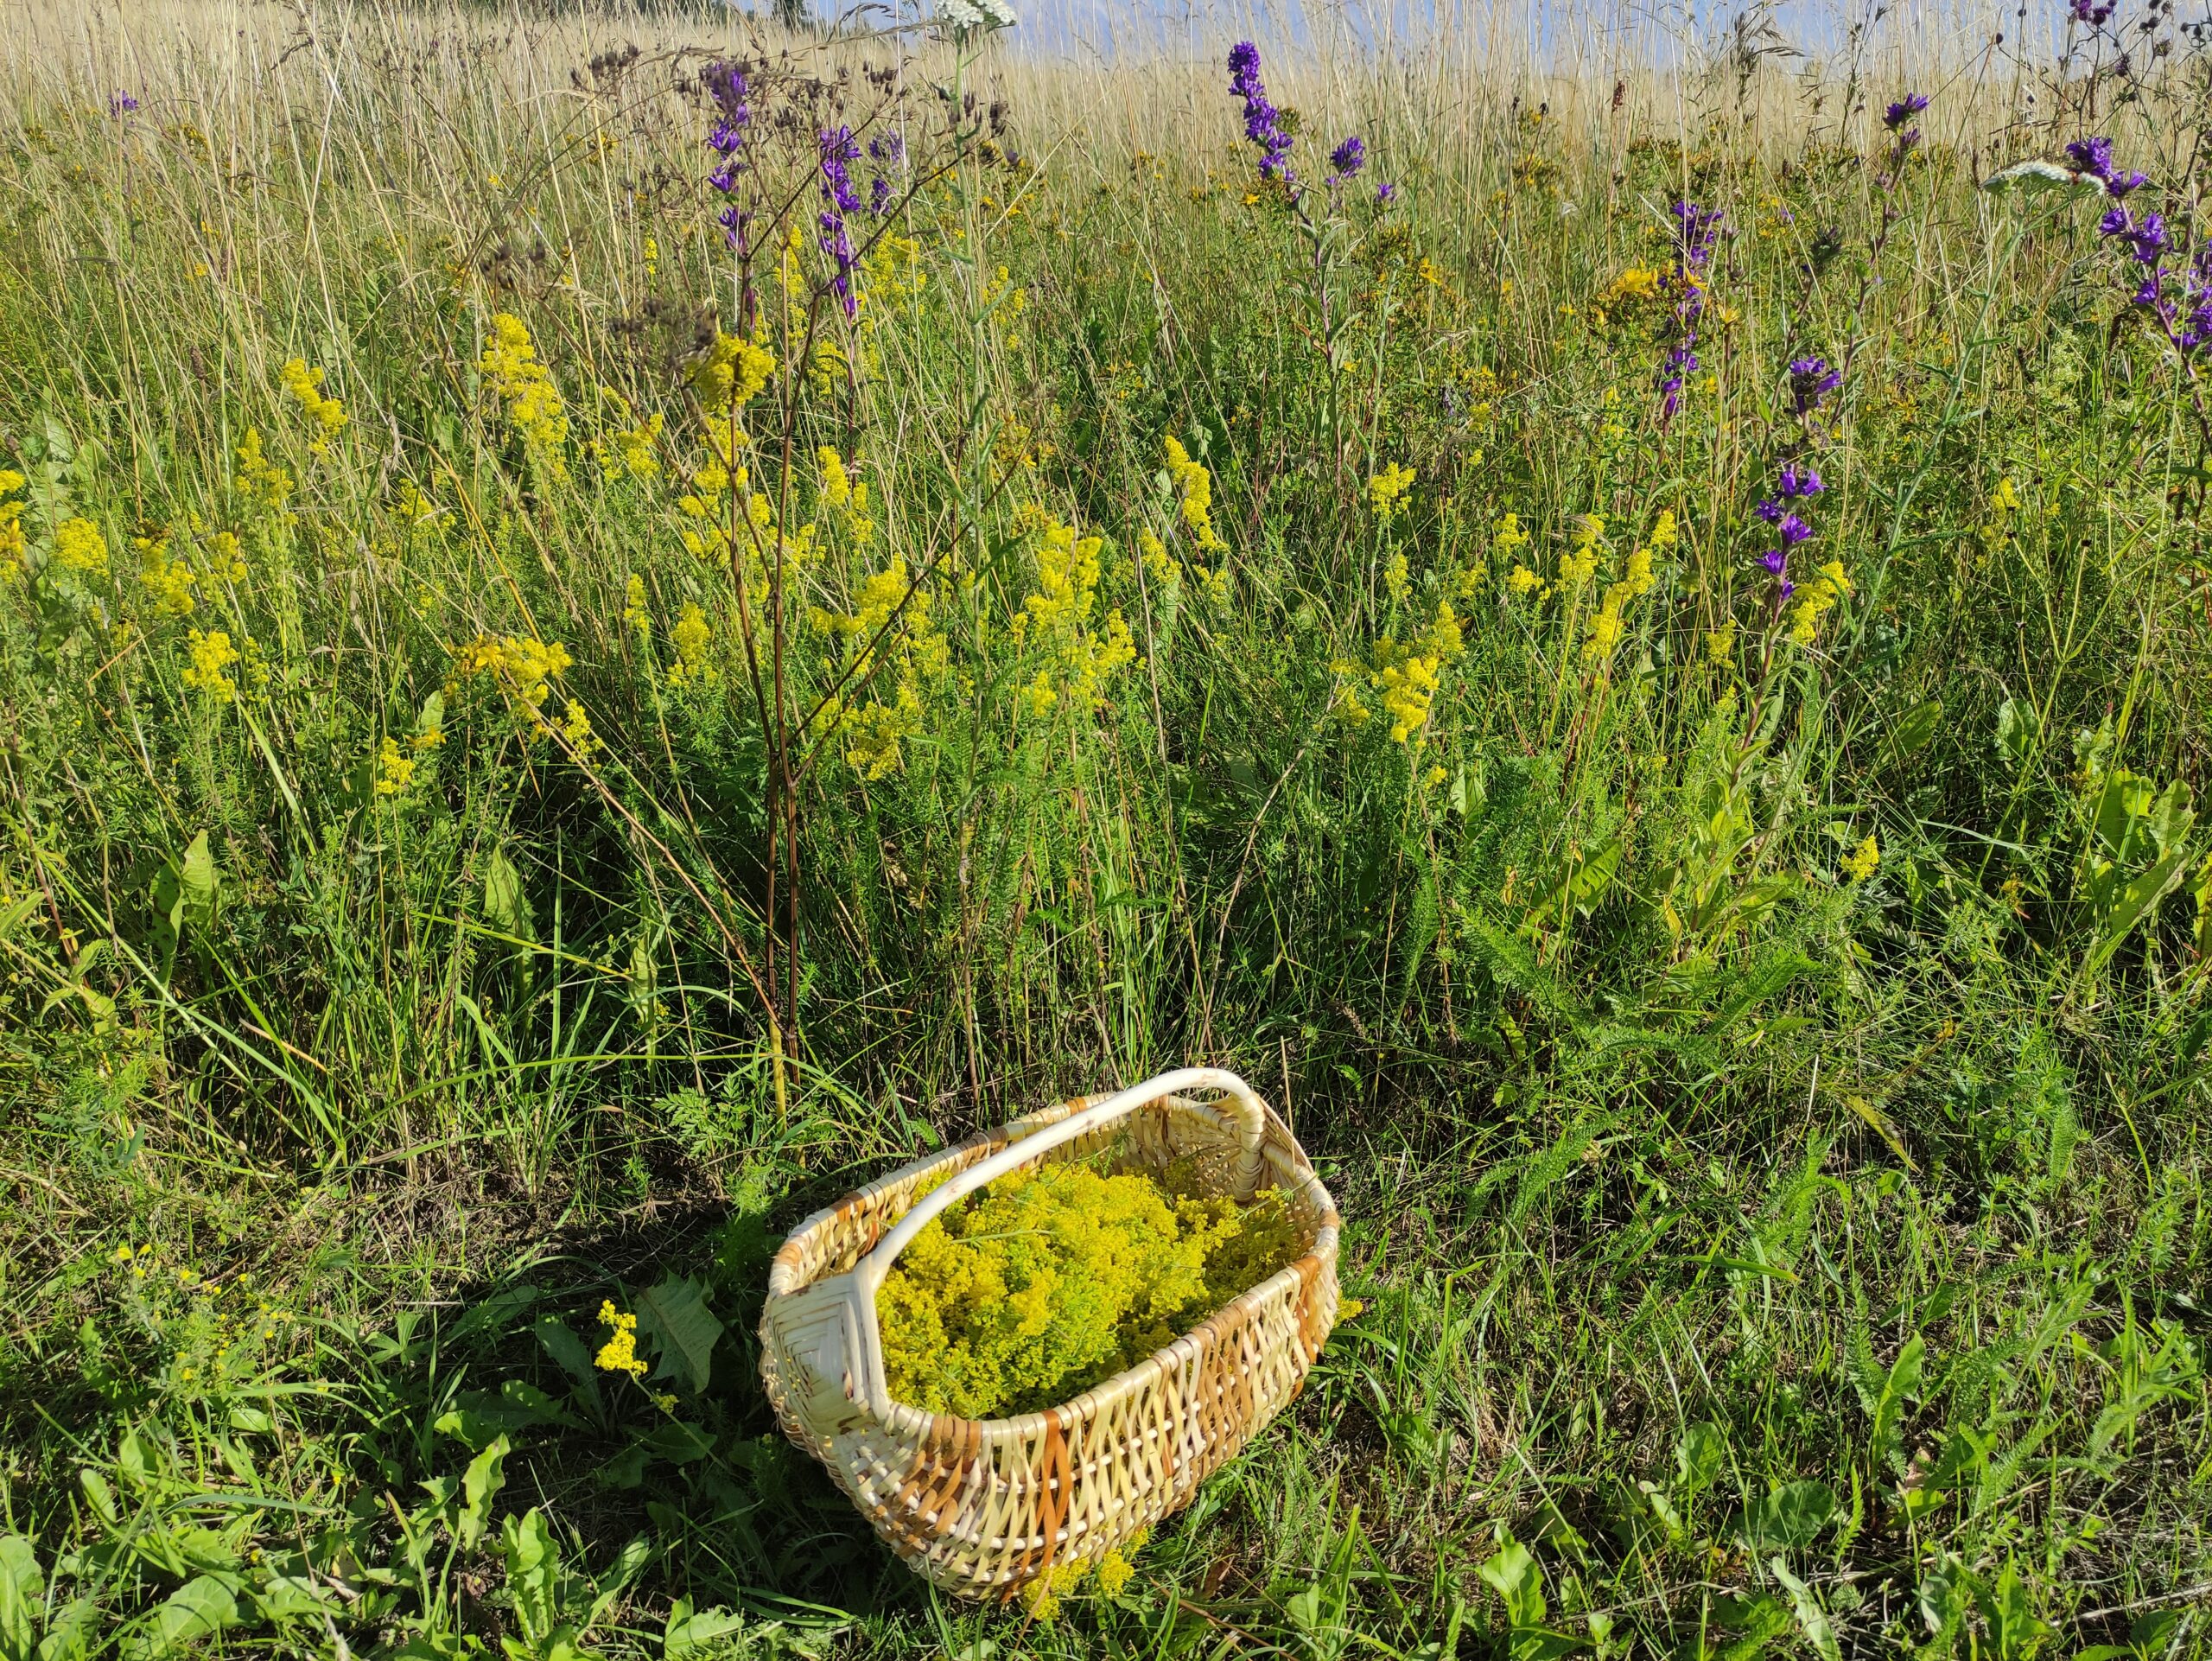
[1980,158,2108,195]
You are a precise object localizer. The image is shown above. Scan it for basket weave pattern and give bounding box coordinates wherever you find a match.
[759,1072,1339,1600]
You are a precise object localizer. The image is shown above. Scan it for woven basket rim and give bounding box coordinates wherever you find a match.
[765,1091,1338,1444]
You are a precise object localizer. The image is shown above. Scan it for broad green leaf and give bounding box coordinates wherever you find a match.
[1477,1537,1545,1629]
[634,1276,725,1396]
[1734,1480,1836,1550]
[1675,1422,1726,1493]
[665,1600,748,1661]
[0,1536,43,1661]
[457,1435,510,1550]
[1768,1560,1840,1661]
[177,831,218,937]
[500,1510,562,1645]
[1886,698,1942,763]
[484,848,532,942]
[122,1576,238,1661]
[1995,697,2038,770]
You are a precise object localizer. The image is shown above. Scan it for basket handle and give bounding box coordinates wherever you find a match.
[848,1066,1269,1415]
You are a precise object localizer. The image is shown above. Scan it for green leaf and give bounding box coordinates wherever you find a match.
[457,1435,510,1550]
[1885,698,1943,765]
[1767,1560,1839,1661]
[1871,1334,1926,1476]
[1734,1480,1836,1551]
[633,1276,725,1396]
[0,1537,44,1661]
[1996,697,2038,771]
[499,1510,562,1646]
[484,848,533,943]
[1477,1537,1545,1629]
[177,831,218,938]
[665,1600,748,1661]
[122,1576,238,1661]
[1675,1422,1726,1494]
[1976,1561,2053,1660]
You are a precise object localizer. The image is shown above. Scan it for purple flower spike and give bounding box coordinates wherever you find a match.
[1884,93,1929,131]
[1228,42,1295,183]
[1376,181,1396,205]
[817,125,863,320]
[2129,212,2168,264]
[2066,136,2115,181]
[1779,463,1824,497]
[1762,549,1789,576]
[1787,356,1841,415]
[108,90,139,117]
[1330,135,1365,179]
[702,60,753,253]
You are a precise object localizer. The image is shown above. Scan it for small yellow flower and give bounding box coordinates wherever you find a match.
[278,358,346,455]
[1368,462,1415,524]
[181,629,241,703]
[1841,834,1880,883]
[1162,436,1227,554]
[54,516,110,574]
[372,737,416,796]
[594,1300,649,1377]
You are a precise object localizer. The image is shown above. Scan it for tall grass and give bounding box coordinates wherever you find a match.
[1,0,2209,1655]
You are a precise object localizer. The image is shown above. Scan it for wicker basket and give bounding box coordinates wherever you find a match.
[758,1067,1340,1601]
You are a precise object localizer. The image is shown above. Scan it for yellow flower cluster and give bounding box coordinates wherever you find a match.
[817,446,874,545]
[1338,599,1465,745]
[877,1160,1301,1422]
[235,429,294,509]
[278,358,346,455]
[593,393,663,480]
[181,628,240,703]
[1841,833,1880,882]
[1009,506,1136,716]
[667,601,716,690]
[1560,513,1605,585]
[0,471,25,578]
[138,536,195,615]
[816,555,944,776]
[372,737,416,795]
[594,1301,648,1378]
[1369,461,1415,524]
[453,633,572,715]
[1018,1531,1149,1622]
[480,313,570,479]
[1600,266,1663,309]
[1582,508,1669,665]
[1161,435,1227,556]
[691,328,775,426]
[1787,559,1851,646]
[54,516,109,575]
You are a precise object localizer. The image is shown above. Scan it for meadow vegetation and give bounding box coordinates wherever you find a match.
[2,0,2211,1654]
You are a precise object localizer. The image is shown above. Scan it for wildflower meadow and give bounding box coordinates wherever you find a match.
[3,0,2211,1653]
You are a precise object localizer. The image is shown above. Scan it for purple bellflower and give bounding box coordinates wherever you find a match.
[1228,42,1294,183]
[818,125,862,321]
